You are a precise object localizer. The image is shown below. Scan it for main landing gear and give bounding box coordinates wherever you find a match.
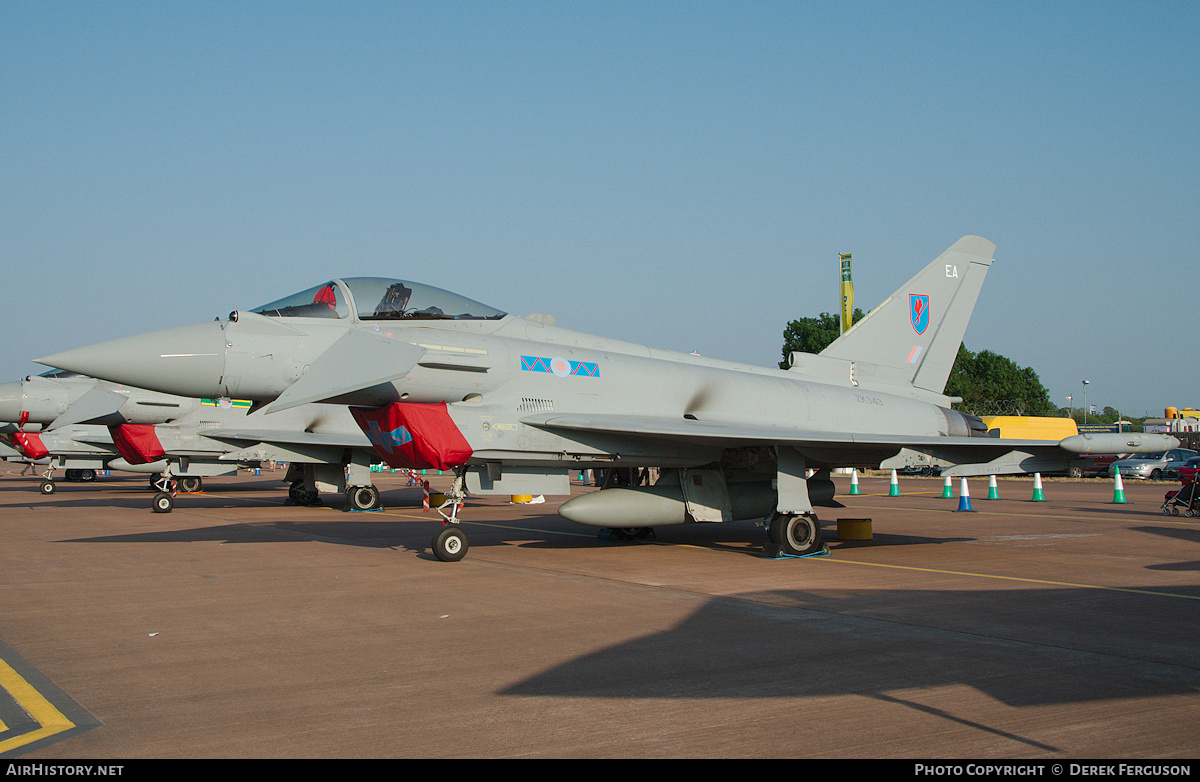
[345,484,381,512]
[763,512,825,558]
[287,478,321,506]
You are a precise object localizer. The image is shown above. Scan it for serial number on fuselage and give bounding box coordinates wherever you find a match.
[855,395,885,406]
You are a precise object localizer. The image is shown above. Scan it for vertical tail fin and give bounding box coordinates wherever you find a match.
[819,235,995,395]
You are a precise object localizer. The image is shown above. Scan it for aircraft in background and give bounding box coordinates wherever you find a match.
[0,372,182,491]
[36,236,1177,560]
[0,372,385,511]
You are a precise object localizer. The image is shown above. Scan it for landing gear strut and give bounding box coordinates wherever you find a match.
[430,469,469,562]
[151,472,177,513]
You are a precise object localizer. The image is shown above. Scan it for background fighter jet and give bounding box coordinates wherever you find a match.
[0,372,384,510]
[38,236,1177,561]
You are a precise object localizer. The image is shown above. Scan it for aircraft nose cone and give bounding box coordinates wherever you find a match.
[36,322,228,399]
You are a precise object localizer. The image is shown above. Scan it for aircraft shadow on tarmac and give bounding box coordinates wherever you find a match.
[1131,525,1200,571]
[498,585,1200,713]
[55,517,979,560]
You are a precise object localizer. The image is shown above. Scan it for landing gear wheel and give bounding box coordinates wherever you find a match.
[346,485,380,511]
[80,469,96,482]
[152,492,174,513]
[433,526,468,562]
[65,469,81,482]
[179,476,202,493]
[611,527,653,541]
[768,513,823,556]
[39,480,56,495]
[288,481,319,506]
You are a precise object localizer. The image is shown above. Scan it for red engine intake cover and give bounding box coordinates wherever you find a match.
[109,424,166,465]
[11,432,49,460]
[350,402,473,471]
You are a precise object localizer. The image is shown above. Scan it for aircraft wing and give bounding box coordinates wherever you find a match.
[262,330,427,413]
[520,412,1027,450]
[520,413,1178,474]
[202,428,371,449]
[46,385,129,429]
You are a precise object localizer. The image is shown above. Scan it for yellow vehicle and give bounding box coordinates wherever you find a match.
[981,416,1120,477]
[980,416,1079,440]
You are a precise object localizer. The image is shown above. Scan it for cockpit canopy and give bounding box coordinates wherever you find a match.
[250,277,507,321]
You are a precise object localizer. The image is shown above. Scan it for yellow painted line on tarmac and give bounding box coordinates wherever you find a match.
[847,500,1200,526]
[0,657,76,756]
[812,557,1200,601]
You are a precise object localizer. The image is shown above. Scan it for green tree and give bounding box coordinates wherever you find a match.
[779,309,864,367]
[779,314,1055,415]
[944,345,1055,414]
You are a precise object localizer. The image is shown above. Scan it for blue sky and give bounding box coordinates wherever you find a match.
[2,1,1196,417]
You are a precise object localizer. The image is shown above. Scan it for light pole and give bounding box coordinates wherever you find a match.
[1082,380,1090,424]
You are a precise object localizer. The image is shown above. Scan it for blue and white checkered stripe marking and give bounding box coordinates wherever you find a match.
[521,356,600,377]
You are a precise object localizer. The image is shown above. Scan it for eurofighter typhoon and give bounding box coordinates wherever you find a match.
[37,237,1175,560]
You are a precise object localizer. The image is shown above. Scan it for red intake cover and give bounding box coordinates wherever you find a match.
[11,432,49,460]
[350,402,473,471]
[109,424,166,465]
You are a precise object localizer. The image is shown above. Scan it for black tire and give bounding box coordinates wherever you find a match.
[1151,469,1162,480]
[288,482,319,506]
[179,477,202,493]
[346,485,380,511]
[768,513,823,556]
[80,469,96,482]
[39,480,56,495]
[152,492,174,513]
[433,526,468,562]
[612,527,651,541]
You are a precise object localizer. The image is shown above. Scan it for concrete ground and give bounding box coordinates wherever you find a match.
[0,466,1197,758]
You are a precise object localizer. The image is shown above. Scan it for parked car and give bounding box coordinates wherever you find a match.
[1178,456,1200,484]
[1109,449,1198,480]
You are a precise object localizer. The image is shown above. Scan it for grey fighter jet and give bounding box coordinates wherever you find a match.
[0,370,193,491]
[0,372,385,511]
[37,236,1177,561]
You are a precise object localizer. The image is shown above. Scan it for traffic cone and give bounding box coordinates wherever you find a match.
[1111,469,1127,504]
[987,474,999,500]
[1030,473,1046,502]
[849,469,861,495]
[956,477,975,512]
[941,475,954,498]
[888,469,900,496]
